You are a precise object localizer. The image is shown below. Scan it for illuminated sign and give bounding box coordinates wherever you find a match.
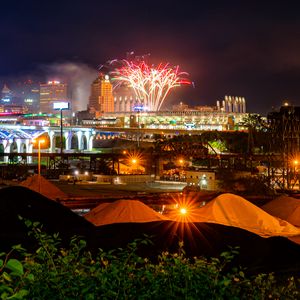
[133,105,147,111]
[53,102,69,110]
[48,80,60,85]
[24,98,33,103]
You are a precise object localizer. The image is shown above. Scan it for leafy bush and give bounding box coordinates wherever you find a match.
[1,221,299,299]
[218,172,276,196]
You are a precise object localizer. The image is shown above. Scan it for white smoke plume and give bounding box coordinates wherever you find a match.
[43,62,98,112]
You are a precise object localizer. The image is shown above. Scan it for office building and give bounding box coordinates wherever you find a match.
[88,74,114,115]
[40,81,69,114]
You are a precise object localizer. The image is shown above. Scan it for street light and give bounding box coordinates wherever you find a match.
[180,207,187,215]
[32,138,45,193]
[53,102,70,155]
[131,158,138,174]
[178,158,185,181]
[294,160,299,189]
[32,139,45,176]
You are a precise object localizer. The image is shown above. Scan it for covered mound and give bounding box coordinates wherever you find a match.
[168,193,300,238]
[93,221,300,275]
[20,174,67,200]
[0,186,94,252]
[262,195,300,227]
[1,186,300,275]
[84,200,169,226]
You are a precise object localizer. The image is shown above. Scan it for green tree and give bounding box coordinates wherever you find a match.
[239,114,268,154]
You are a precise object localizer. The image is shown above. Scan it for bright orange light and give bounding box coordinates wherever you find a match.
[166,194,201,223]
[123,150,127,154]
[126,150,143,165]
[179,159,184,164]
[32,139,45,145]
[294,160,299,165]
[180,208,187,215]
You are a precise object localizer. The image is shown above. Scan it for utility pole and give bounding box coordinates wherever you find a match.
[60,109,63,155]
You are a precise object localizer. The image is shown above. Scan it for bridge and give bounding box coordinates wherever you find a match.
[0,125,97,163]
[0,123,239,163]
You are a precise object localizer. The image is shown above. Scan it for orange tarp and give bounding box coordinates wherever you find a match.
[84,200,169,226]
[20,174,67,201]
[169,193,300,238]
[262,195,300,227]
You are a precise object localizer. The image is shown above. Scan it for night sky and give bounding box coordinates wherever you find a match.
[1,0,300,114]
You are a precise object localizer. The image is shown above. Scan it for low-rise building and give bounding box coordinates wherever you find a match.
[185,169,216,190]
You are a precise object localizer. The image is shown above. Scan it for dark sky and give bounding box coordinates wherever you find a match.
[1,0,300,114]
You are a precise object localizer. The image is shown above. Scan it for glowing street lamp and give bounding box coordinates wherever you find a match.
[131,158,139,174]
[180,207,187,215]
[32,139,45,176]
[294,160,299,176]
[53,102,70,155]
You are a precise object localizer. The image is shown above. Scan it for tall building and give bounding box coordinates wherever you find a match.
[88,74,114,114]
[16,80,40,113]
[1,84,13,104]
[39,81,69,114]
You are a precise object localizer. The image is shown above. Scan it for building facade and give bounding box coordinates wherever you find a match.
[1,84,13,105]
[88,74,114,115]
[21,80,40,113]
[39,81,69,114]
[83,110,247,132]
[185,170,216,190]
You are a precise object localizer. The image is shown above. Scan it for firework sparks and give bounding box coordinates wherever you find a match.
[111,60,190,111]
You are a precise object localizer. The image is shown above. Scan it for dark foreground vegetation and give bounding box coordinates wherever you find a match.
[1,221,300,300]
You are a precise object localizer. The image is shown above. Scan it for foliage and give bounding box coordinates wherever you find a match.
[239,114,269,154]
[239,114,267,132]
[208,140,227,153]
[217,173,276,196]
[0,221,299,299]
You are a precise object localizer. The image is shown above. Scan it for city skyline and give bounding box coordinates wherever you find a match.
[0,1,300,114]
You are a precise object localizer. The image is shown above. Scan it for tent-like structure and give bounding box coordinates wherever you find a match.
[0,186,94,252]
[20,174,67,201]
[261,195,300,227]
[168,193,300,238]
[84,199,170,226]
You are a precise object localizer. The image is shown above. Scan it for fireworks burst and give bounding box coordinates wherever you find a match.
[111,60,190,111]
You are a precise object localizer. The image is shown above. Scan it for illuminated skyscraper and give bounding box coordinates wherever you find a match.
[39,81,69,114]
[1,84,13,104]
[19,80,40,113]
[88,74,114,114]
